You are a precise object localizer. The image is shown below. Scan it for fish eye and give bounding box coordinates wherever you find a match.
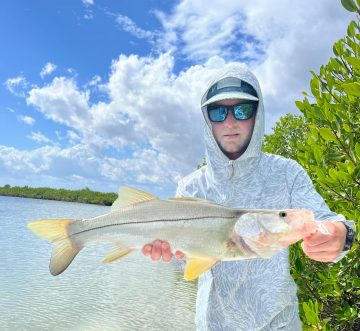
[279,211,287,217]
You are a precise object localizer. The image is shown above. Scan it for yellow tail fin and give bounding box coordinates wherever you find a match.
[28,219,81,276]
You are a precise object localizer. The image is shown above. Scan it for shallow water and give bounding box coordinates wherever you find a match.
[0,196,197,331]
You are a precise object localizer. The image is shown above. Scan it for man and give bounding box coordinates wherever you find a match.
[142,66,355,330]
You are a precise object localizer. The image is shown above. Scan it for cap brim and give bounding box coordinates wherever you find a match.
[201,92,259,107]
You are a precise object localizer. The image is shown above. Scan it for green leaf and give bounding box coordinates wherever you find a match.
[355,142,360,157]
[345,56,360,70]
[342,82,360,96]
[295,100,304,111]
[315,168,327,181]
[352,278,360,287]
[329,168,338,180]
[313,145,323,163]
[347,21,356,37]
[343,123,352,132]
[303,302,319,325]
[338,170,350,180]
[342,0,358,11]
[319,128,337,142]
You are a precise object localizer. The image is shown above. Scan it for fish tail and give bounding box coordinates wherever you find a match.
[28,219,81,276]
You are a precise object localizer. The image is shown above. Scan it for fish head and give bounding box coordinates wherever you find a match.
[230,209,315,258]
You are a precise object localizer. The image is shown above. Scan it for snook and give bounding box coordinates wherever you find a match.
[28,186,315,280]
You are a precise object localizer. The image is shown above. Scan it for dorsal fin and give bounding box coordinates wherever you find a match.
[111,186,158,212]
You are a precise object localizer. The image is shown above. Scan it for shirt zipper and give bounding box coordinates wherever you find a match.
[228,160,235,179]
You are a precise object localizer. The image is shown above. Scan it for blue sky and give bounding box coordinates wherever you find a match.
[0,0,354,197]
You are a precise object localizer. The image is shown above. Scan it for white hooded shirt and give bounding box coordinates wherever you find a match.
[175,66,350,331]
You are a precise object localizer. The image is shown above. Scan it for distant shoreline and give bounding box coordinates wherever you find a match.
[0,185,117,206]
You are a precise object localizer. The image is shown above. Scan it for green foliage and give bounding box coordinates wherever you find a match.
[0,185,117,206]
[341,0,359,13]
[262,113,309,161]
[263,5,360,329]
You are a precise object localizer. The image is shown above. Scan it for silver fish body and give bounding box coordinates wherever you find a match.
[28,187,316,280]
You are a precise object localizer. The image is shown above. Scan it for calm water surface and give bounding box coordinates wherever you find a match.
[0,196,197,330]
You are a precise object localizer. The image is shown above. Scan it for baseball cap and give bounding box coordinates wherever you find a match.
[201,76,259,107]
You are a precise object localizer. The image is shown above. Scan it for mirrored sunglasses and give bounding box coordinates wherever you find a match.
[207,102,258,122]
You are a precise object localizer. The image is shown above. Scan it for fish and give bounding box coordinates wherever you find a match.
[27,186,321,281]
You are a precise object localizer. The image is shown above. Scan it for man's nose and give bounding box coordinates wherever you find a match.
[224,110,237,126]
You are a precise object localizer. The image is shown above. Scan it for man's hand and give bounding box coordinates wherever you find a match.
[301,221,347,262]
[142,240,185,262]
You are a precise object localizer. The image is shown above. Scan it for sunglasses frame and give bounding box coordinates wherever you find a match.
[207,102,258,123]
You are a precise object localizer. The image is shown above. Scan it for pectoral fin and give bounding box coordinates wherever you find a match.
[103,244,134,264]
[184,255,219,281]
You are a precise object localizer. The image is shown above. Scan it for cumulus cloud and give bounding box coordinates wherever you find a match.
[27,77,91,129]
[28,131,53,144]
[4,76,29,97]
[40,62,57,78]
[18,115,35,126]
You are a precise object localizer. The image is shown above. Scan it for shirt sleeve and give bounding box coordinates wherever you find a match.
[287,160,354,261]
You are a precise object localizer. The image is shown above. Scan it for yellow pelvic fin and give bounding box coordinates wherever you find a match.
[103,244,134,264]
[28,219,81,276]
[111,186,158,212]
[184,255,219,281]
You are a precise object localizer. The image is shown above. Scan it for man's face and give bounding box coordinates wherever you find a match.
[209,99,256,160]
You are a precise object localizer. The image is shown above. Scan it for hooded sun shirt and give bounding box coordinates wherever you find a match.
[176,66,353,331]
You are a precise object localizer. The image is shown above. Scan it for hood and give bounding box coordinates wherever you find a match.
[201,65,265,182]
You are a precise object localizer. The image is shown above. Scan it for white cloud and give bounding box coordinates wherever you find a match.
[115,14,157,42]
[4,76,29,97]
[82,0,94,6]
[27,77,91,129]
[28,131,52,144]
[40,62,57,78]
[18,115,35,126]
[67,130,81,143]
[87,75,101,87]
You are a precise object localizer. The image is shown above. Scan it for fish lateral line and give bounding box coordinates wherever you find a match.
[73,215,236,236]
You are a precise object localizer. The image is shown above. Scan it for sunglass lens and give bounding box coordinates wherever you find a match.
[208,106,227,122]
[233,103,256,120]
